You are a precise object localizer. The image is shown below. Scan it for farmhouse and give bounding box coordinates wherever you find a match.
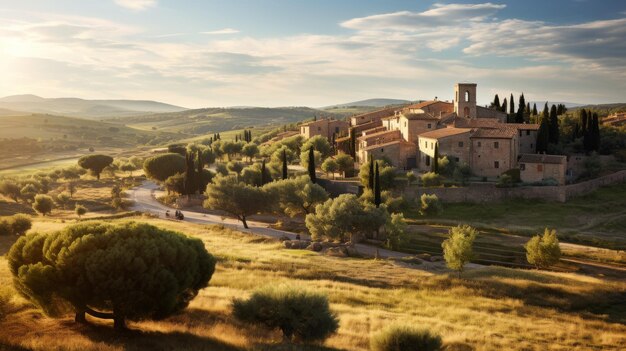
[519,154,568,185]
[300,118,349,139]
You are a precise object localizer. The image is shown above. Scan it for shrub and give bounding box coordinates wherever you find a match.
[0,180,21,202]
[442,225,477,277]
[75,204,87,218]
[232,285,338,342]
[421,172,441,187]
[371,325,443,351]
[496,174,515,188]
[525,228,561,269]
[419,194,442,216]
[8,221,216,329]
[9,214,31,235]
[32,194,54,216]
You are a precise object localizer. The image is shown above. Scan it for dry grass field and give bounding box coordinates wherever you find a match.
[1,218,625,351]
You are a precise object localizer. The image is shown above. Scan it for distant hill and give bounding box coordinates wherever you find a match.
[568,103,626,117]
[0,95,187,119]
[113,106,334,135]
[323,98,412,109]
[528,101,586,109]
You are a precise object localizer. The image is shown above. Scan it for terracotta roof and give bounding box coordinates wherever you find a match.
[470,127,517,139]
[357,129,400,141]
[453,117,502,128]
[405,100,453,110]
[419,127,472,139]
[351,106,397,120]
[518,154,567,165]
[507,123,540,130]
[363,139,415,151]
[402,112,440,120]
[300,118,335,127]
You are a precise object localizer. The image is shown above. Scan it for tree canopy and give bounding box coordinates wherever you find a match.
[442,225,477,277]
[264,176,328,217]
[204,176,271,228]
[8,221,215,329]
[143,153,186,182]
[77,154,113,180]
[525,228,561,269]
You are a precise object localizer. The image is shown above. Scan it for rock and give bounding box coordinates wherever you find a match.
[430,255,443,262]
[325,247,348,257]
[307,242,323,252]
[415,253,431,261]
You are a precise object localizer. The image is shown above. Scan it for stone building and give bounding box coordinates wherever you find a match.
[300,118,349,140]
[470,128,518,178]
[417,127,472,171]
[519,154,567,185]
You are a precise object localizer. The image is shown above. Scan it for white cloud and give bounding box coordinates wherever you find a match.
[114,0,156,11]
[201,28,240,35]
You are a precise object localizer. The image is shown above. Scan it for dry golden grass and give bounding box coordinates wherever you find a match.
[0,218,625,351]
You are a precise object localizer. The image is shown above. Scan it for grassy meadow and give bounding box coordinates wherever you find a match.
[1,217,625,351]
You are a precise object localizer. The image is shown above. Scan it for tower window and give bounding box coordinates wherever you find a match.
[465,91,470,102]
[494,141,499,148]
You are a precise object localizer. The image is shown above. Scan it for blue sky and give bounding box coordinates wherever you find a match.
[0,0,625,107]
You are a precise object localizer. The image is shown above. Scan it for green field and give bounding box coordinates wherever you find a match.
[409,183,626,249]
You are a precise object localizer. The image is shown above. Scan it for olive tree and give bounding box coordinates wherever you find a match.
[241,143,259,162]
[442,225,477,277]
[264,176,328,217]
[77,154,114,180]
[32,194,54,216]
[359,159,396,190]
[8,221,216,330]
[305,194,388,242]
[232,285,338,343]
[302,135,332,158]
[321,158,339,178]
[143,153,186,182]
[525,228,561,269]
[334,153,354,178]
[0,180,21,202]
[74,204,87,218]
[203,176,271,229]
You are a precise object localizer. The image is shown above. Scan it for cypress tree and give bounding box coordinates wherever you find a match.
[308,147,316,184]
[368,155,374,189]
[493,94,501,110]
[536,104,550,153]
[432,143,439,174]
[349,129,356,159]
[184,151,197,196]
[196,152,204,194]
[532,103,538,116]
[581,109,588,135]
[501,97,508,113]
[515,93,525,123]
[572,123,579,141]
[374,162,381,208]
[549,104,559,144]
[592,113,600,151]
[509,94,515,115]
[282,149,288,180]
[260,159,267,186]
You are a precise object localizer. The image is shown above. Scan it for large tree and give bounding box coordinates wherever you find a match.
[143,153,186,182]
[8,221,215,330]
[264,176,328,217]
[536,103,550,153]
[302,135,332,158]
[204,176,270,229]
[307,147,317,184]
[78,155,113,180]
[509,93,515,115]
[548,104,559,144]
[334,153,354,178]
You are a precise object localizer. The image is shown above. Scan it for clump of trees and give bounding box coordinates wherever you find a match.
[442,225,477,277]
[525,228,561,269]
[77,154,114,180]
[0,214,32,236]
[232,285,339,343]
[371,325,443,351]
[143,153,186,182]
[8,221,216,330]
[359,158,396,191]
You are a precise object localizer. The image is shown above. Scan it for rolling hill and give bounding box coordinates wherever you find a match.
[0,94,187,119]
[111,106,333,135]
[322,98,412,109]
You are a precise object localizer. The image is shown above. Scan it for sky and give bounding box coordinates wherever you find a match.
[0,0,625,108]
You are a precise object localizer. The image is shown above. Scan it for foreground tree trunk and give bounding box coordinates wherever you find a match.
[241,216,249,229]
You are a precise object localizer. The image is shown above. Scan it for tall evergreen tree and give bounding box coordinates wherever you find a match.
[532,103,538,116]
[501,97,508,113]
[492,94,501,110]
[374,162,381,208]
[581,109,588,136]
[261,159,268,186]
[591,113,600,152]
[282,149,288,180]
[548,104,559,144]
[432,143,439,174]
[183,151,197,196]
[572,123,579,141]
[349,129,357,159]
[509,93,515,115]
[196,152,204,194]
[368,155,374,189]
[536,104,550,153]
[308,147,316,184]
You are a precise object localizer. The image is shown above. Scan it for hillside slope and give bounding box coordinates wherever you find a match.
[0,95,187,119]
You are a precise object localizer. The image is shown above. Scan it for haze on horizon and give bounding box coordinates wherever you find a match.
[0,0,625,108]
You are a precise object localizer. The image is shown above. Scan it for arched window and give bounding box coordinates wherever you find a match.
[464,106,470,117]
[465,90,470,102]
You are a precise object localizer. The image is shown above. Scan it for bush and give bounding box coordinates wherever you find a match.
[421,172,441,187]
[8,221,216,329]
[232,285,338,342]
[75,204,87,218]
[525,228,561,269]
[32,194,54,216]
[371,325,442,351]
[442,225,477,277]
[419,194,442,216]
[496,174,515,188]
[9,214,31,235]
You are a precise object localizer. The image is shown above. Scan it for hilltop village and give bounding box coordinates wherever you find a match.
[300,83,567,184]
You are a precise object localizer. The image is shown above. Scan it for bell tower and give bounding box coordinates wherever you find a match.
[454,83,477,118]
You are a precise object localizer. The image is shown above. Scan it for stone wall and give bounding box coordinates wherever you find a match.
[404,170,626,203]
[317,178,362,197]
